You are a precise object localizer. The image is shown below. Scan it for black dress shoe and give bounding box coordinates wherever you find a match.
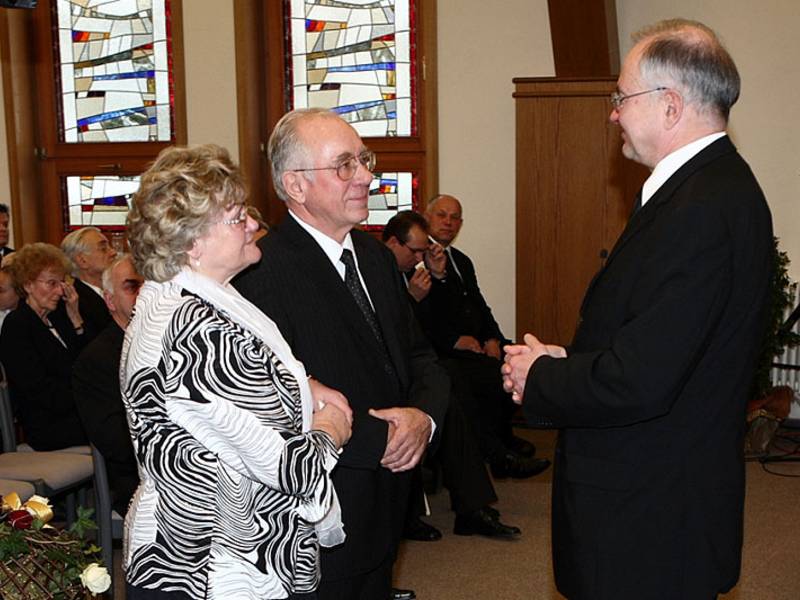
[391,587,416,600]
[489,453,551,479]
[505,434,537,457]
[403,516,442,541]
[453,507,521,539]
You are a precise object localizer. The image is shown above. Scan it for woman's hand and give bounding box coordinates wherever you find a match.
[61,280,84,329]
[312,403,352,449]
[308,378,352,424]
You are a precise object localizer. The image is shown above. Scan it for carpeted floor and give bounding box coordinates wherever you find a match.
[110,428,800,599]
[393,428,800,600]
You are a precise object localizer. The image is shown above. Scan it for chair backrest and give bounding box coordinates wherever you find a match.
[0,361,17,453]
[91,444,115,594]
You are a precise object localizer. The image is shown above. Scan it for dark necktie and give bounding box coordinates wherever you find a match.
[340,248,385,346]
[630,189,643,217]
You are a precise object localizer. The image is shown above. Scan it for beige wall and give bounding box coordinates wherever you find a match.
[0,63,11,249]
[616,0,800,279]
[182,2,239,160]
[437,0,554,337]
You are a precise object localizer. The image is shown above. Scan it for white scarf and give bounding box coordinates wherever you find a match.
[172,267,345,547]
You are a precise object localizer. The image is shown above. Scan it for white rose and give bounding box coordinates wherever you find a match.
[80,563,111,594]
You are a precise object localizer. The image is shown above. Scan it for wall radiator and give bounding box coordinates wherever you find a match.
[771,285,800,420]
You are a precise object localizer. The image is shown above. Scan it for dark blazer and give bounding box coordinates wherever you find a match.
[72,321,137,515]
[0,246,13,260]
[235,215,448,581]
[426,246,508,355]
[0,301,89,450]
[73,278,111,339]
[522,136,773,599]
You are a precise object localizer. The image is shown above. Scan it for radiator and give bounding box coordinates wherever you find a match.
[771,284,800,420]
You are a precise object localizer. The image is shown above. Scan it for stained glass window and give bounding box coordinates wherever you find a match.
[287,0,416,137]
[55,0,173,143]
[64,175,140,231]
[364,171,416,227]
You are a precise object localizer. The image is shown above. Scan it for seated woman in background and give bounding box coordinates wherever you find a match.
[0,243,88,450]
[0,257,19,330]
[122,144,351,600]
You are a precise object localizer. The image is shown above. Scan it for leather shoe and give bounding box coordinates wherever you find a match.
[489,453,551,479]
[454,507,521,539]
[391,587,416,600]
[505,434,536,457]
[403,516,442,542]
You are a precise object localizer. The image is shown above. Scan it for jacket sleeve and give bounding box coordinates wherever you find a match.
[164,301,340,503]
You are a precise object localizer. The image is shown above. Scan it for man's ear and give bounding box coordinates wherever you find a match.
[74,252,90,270]
[663,89,683,129]
[385,235,401,250]
[282,171,306,204]
[103,290,116,314]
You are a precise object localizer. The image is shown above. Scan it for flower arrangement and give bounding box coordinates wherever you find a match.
[0,493,111,599]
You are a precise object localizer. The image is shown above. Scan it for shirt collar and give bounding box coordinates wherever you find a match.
[288,210,354,271]
[641,132,727,206]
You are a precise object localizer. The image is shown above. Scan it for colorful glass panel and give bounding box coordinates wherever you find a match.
[364,171,416,227]
[64,175,140,231]
[287,0,416,137]
[55,0,173,143]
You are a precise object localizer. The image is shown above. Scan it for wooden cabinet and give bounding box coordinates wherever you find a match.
[514,77,648,345]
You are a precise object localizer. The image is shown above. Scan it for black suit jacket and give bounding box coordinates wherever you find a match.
[0,301,88,450]
[522,136,773,599]
[426,246,508,355]
[235,215,448,581]
[72,321,137,515]
[0,246,13,260]
[73,278,111,339]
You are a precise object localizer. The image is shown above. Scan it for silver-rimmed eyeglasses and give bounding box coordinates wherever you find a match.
[292,149,376,182]
[610,86,667,110]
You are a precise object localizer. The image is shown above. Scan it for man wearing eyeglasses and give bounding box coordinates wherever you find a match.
[61,226,118,340]
[503,19,772,600]
[73,254,144,516]
[235,108,448,600]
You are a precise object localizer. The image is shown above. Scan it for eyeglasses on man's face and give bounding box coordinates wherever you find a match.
[292,149,376,182]
[610,86,667,110]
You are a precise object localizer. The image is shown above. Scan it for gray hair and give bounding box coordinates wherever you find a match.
[101,253,132,294]
[61,226,103,276]
[268,108,339,201]
[633,19,740,122]
[127,144,246,282]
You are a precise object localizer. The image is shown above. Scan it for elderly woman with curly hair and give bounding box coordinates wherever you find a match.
[122,144,351,600]
[0,243,89,450]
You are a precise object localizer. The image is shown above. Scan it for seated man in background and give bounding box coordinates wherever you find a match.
[0,204,13,259]
[72,254,143,515]
[383,211,522,540]
[61,227,117,338]
[423,196,549,478]
[0,257,19,331]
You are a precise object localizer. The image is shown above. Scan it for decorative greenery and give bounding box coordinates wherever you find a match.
[751,237,800,400]
[0,504,109,600]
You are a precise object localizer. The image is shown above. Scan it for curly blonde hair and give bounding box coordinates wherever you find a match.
[7,243,71,298]
[127,144,247,282]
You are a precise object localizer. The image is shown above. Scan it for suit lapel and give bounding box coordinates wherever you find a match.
[581,136,736,313]
[279,217,390,360]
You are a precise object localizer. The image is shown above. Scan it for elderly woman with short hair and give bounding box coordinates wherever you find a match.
[0,243,88,450]
[122,143,351,600]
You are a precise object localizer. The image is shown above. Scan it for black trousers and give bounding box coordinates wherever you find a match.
[317,554,392,600]
[440,354,517,462]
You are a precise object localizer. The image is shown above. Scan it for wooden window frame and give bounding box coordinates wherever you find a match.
[233,0,438,227]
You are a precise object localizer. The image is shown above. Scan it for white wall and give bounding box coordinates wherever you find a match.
[616,1,800,279]
[182,2,239,160]
[437,0,554,337]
